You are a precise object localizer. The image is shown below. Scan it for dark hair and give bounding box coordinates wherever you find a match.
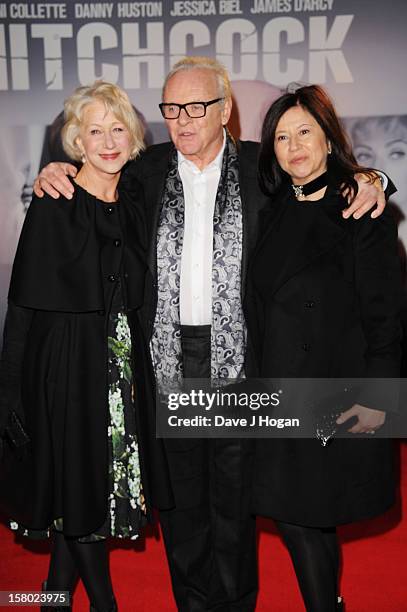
[258,84,376,199]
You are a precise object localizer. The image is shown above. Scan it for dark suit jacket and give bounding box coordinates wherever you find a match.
[244,186,402,526]
[120,140,270,343]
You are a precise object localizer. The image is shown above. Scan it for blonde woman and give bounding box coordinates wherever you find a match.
[0,82,172,612]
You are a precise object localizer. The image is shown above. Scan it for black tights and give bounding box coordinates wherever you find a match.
[275,521,339,612]
[47,532,114,612]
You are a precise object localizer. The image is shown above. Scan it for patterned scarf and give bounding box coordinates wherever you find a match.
[150,136,246,386]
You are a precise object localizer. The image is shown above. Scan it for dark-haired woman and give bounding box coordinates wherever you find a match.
[245,85,402,611]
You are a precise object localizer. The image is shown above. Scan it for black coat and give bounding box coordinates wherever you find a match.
[244,186,402,527]
[0,183,174,536]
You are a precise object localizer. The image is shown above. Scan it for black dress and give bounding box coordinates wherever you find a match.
[244,185,402,527]
[0,183,173,538]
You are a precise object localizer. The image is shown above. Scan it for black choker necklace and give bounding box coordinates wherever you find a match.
[292,172,328,198]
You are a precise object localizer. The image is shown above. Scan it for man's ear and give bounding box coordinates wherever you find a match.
[222,97,232,126]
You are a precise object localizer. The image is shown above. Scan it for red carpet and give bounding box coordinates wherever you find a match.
[1,442,406,611]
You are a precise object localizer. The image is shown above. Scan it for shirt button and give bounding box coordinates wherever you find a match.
[305,301,315,308]
[113,239,121,247]
[302,343,311,352]
[108,274,117,283]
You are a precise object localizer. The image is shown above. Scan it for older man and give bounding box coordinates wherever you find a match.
[133,59,266,611]
[34,57,387,611]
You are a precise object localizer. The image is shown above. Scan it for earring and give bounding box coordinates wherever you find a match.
[81,153,86,163]
[327,142,332,154]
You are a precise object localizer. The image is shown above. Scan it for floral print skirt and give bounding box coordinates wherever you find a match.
[11,307,146,541]
[105,309,146,540]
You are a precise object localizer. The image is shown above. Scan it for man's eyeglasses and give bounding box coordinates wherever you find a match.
[159,98,224,120]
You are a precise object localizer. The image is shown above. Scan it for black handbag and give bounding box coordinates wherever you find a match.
[0,409,33,525]
[3,409,30,451]
[313,386,360,446]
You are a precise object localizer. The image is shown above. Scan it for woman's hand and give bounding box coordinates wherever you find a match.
[342,173,385,220]
[33,162,77,200]
[336,404,386,434]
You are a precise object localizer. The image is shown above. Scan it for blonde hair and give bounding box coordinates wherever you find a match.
[62,81,145,161]
[163,56,232,102]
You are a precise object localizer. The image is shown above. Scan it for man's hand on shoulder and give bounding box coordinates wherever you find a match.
[342,173,385,220]
[33,162,77,199]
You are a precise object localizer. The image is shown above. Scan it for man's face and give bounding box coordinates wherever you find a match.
[162,68,232,170]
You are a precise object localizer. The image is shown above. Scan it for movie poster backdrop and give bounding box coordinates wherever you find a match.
[1,0,407,335]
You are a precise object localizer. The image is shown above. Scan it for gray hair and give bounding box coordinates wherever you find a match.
[162,56,232,102]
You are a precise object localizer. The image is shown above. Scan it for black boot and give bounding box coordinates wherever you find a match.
[90,598,117,612]
[40,581,72,612]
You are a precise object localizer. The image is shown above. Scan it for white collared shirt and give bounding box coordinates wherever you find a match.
[178,132,226,325]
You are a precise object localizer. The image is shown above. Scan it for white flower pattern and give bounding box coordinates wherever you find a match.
[107,309,146,539]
